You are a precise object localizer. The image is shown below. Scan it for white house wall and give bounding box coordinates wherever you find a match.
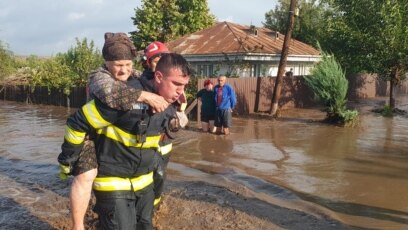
[190,59,318,77]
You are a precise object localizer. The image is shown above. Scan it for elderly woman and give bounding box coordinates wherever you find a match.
[196,79,217,133]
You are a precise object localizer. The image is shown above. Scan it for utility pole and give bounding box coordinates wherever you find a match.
[269,0,298,116]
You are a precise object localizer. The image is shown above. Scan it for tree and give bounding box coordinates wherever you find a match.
[264,0,331,47]
[24,38,102,95]
[0,40,16,81]
[57,38,103,87]
[324,0,408,109]
[130,0,216,50]
[177,0,216,35]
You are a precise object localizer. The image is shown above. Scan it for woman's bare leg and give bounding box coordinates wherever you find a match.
[70,168,97,230]
[201,121,209,132]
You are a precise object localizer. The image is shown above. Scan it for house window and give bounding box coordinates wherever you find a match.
[197,65,206,76]
[196,64,214,77]
[251,64,261,77]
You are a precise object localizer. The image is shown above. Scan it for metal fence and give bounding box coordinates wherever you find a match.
[195,74,407,117]
[194,76,317,116]
[0,85,86,108]
[1,74,406,117]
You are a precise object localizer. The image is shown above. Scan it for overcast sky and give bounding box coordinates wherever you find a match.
[0,0,277,56]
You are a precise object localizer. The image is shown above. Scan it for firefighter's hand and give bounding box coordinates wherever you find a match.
[139,91,169,113]
[59,164,71,180]
[176,111,188,128]
[165,112,188,140]
[177,92,187,112]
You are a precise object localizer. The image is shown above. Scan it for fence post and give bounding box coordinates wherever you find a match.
[66,95,70,108]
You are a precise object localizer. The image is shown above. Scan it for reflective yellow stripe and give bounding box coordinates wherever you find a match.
[93,172,153,192]
[158,143,172,155]
[154,197,161,206]
[59,164,71,174]
[96,126,161,148]
[64,125,86,145]
[82,100,111,129]
[130,172,154,191]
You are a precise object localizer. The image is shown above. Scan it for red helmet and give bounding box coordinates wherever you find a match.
[144,41,169,61]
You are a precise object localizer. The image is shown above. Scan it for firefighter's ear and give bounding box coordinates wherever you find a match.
[154,70,164,83]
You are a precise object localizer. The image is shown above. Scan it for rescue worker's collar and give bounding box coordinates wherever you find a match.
[139,73,157,94]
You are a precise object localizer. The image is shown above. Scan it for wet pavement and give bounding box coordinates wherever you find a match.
[0,100,407,229]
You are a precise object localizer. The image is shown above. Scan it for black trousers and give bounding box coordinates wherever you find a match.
[94,188,154,230]
[153,153,171,201]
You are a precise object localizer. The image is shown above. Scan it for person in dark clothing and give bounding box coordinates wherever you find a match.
[285,68,294,77]
[141,41,188,207]
[196,79,216,133]
[58,53,192,230]
[62,33,171,230]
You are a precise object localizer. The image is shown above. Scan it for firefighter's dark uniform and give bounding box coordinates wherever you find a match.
[153,129,173,206]
[58,76,176,230]
[71,66,144,177]
[139,70,175,207]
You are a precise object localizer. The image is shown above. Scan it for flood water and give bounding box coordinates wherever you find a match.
[1,100,407,229]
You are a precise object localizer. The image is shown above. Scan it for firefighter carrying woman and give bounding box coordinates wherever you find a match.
[58,32,190,230]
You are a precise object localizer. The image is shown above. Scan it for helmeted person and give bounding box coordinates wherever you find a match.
[143,41,169,73]
[64,33,170,230]
[141,41,187,207]
[59,52,192,230]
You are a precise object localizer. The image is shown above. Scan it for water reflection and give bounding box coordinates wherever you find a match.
[175,113,408,229]
[199,135,233,163]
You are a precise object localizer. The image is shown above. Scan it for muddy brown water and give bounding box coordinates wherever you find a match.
[0,100,407,229]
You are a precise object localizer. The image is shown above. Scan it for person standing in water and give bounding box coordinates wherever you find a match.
[196,79,216,133]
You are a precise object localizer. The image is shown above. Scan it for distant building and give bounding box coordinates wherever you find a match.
[167,21,320,77]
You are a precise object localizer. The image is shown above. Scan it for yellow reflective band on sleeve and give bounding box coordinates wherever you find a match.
[96,126,161,148]
[59,164,71,174]
[93,172,154,192]
[154,197,161,206]
[82,100,111,129]
[64,125,86,145]
[158,143,172,156]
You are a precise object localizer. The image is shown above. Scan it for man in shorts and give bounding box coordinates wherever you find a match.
[214,76,236,135]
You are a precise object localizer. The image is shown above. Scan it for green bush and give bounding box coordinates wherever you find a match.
[185,76,199,102]
[12,38,104,95]
[304,44,359,125]
[0,41,17,80]
[29,58,76,95]
[381,105,393,117]
[57,38,103,87]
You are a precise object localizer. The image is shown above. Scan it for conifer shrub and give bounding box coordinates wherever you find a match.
[304,45,358,125]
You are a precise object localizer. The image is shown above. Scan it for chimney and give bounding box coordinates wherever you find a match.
[250,25,258,36]
[274,32,279,40]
